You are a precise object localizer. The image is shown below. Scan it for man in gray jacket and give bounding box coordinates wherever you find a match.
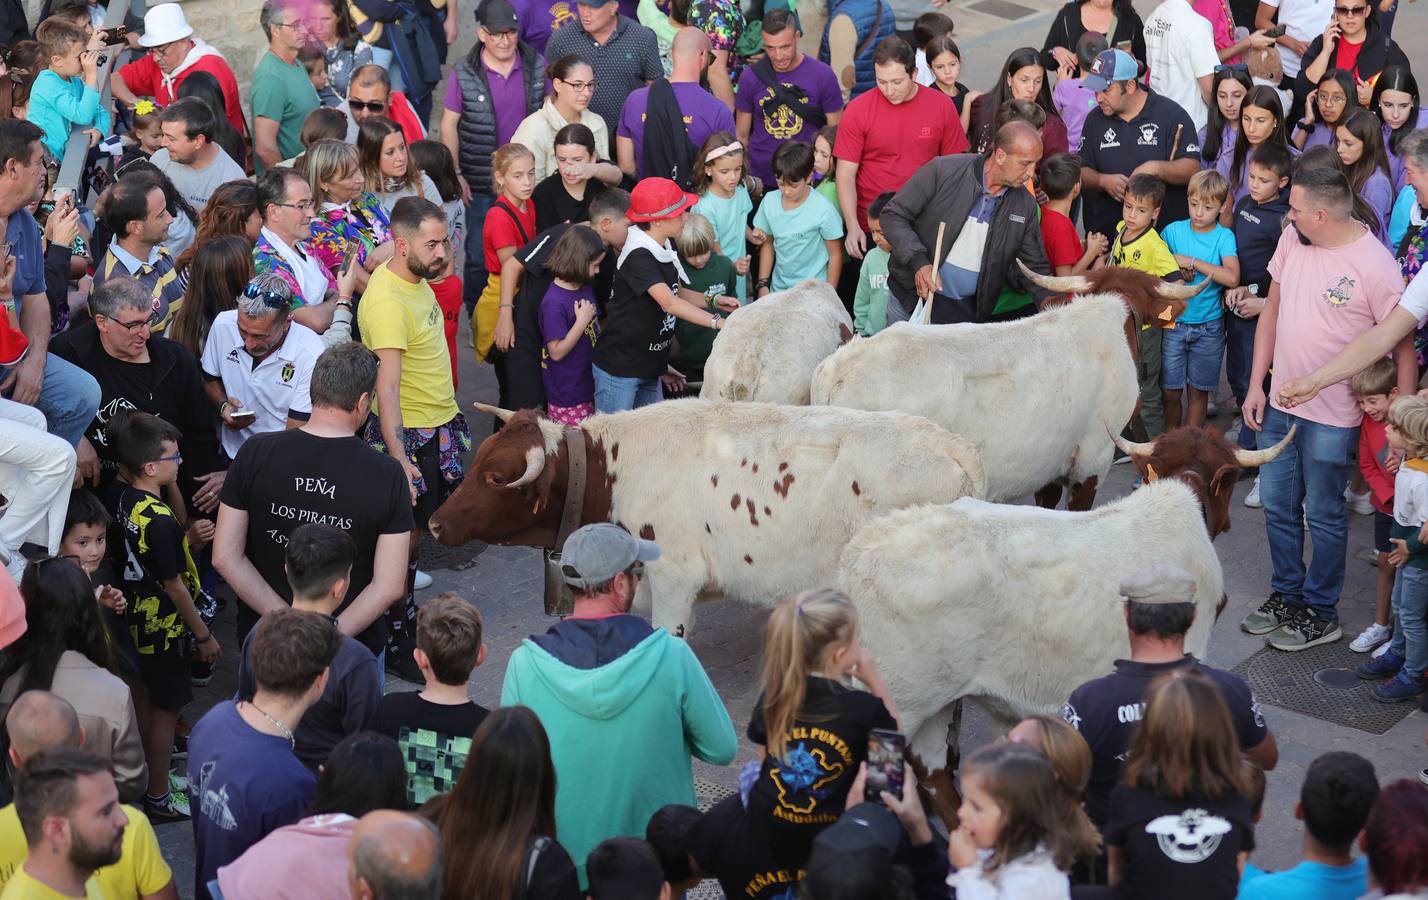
[880,120,1053,324]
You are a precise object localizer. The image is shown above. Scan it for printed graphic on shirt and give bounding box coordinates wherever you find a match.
[744,873,801,900]
[1100,127,1121,150]
[769,728,853,824]
[1146,809,1233,863]
[1323,276,1355,307]
[1061,701,1082,730]
[117,490,203,655]
[549,1,576,30]
[1138,123,1160,146]
[398,727,472,805]
[196,761,238,832]
[758,84,814,139]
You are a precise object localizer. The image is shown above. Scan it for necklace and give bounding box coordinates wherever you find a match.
[244,700,295,749]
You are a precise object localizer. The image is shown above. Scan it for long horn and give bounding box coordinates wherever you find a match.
[507,446,547,488]
[1155,279,1203,301]
[1235,424,1297,468]
[1106,421,1155,459]
[1015,258,1092,294]
[473,401,517,423]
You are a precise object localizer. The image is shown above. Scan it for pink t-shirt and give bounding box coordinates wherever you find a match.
[1268,225,1403,427]
[1192,0,1239,63]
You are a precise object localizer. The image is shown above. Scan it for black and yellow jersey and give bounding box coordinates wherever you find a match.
[107,482,199,656]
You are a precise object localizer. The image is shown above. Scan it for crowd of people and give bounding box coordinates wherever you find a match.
[0,0,1425,895]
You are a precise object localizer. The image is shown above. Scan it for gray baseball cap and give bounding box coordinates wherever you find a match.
[560,523,660,589]
[1119,565,1196,605]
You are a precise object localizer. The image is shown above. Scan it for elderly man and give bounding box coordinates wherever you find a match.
[49,277,223,512]
[1063,565,1279,828]
[5,749,129,899]
[347,811,442,900]
[616,28,734,182]
[112,3,249,144]
[0,119,100,448]
[251,0,321,172]
[1239,168,1413,658]
[880,121,1052,324]
[735,8,843,189]
[200,272,325,461]
[545,0,662,149]
[253,167,358,339]
[502,522,736,884]
[91,176,184,331]
[152,97,247,216]
[345,64,426,146]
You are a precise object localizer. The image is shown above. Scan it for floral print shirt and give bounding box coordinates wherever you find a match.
[253,231,336,306]
[690,0,745,85]
[310,193,391,275]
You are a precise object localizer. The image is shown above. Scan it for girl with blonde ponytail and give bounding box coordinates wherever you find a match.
[746,588,899,868]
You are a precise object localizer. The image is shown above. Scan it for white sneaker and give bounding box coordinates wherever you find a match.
[1207,397,1220,417]
[1373,640,1391,659]
[1350,621,1392,652]
[1244,476,1262,508]
[169,770,189,793]
[413,569,433,590]
[1345,486,1374,516]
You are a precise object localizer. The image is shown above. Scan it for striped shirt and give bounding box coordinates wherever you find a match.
[93,243,186,334]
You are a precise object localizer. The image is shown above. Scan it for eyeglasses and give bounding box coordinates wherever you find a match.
[559,78,598,92]
[348,99,387,112]
[96,312,154,332]
[271,20,304,29]
[483,29,518,42]
[624,562,645,580]
[1318,92,1347,104]
[274,199,315,212]
[147,40,184,56]
[243,281,291,310]
[153,453,183,464]
[1333,4,1368,13]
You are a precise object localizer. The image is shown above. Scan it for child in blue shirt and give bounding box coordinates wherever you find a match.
[1160,168,1239,430]
[29,19,109,159]
[753,140,843,296]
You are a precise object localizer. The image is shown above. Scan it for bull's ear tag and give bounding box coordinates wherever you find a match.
[1158,307,1173,320]
[1145,463,1159,482]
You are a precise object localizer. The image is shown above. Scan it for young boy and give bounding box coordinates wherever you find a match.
[1356,395,1428,702]
[1351,357,1400,656]
[236,523,381,771]
[1110,173,1181,440]
[372,592,489,803]
[59,489,125,615]
[753,141,844,296]
[586,838,669,900]
[1039,154,1108,277]
[29,18,109,158]
[106,410,215,823]
[298,43,342,108]
[1052,30,1107,150]
[646,805,705,899]
[1238,752,1379,900]
[853,191,894,336]
[672,213,736,388]
[1161,169,1239,430]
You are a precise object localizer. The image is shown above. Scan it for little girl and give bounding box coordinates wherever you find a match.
[813,125,839,210]
[119,99,163,167]
[949,741,1101,899]
[474,143,537,366]
[746,589,898,868]
[925,35,977,126]
[691,132,760,304]
[410,139,466,386]
[538,227,604,425]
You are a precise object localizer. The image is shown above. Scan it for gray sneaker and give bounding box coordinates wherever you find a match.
[1267,608,1343,651]
[1241,593,1297,635]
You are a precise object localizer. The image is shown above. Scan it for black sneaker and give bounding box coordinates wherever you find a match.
[385,639,424,683]
[1241,592,1297,635]
[143,790,190,824]
[1267,607,1343,652]
[171,730,189,762]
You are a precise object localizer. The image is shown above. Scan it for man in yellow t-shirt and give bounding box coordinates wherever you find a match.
[357,197,470,681]
[0,692,174,900]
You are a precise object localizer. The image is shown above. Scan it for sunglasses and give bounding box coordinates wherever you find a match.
[1214,63,1248,74]
[243,281,291,310]
[1334,4,1368,13]
[348,99,387,112]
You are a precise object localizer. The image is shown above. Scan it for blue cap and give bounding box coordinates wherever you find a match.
[1083,49,1139,92]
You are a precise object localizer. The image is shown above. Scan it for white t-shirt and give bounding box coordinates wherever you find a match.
[200,309,325,458]
[1143,0,1220,133]
[1399,265,1428,325]
[1261,0,1334,77]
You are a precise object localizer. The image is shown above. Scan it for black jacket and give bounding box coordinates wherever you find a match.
[1294,21,1409,98]
[1041,1,1146,75]
[880,153,1053,323]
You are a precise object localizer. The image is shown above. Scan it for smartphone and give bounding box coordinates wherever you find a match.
[98,25,128,45]
[230,408,257,423]
[1263,23,1287,37]
[864,729,906,802]
[341,241,361,275]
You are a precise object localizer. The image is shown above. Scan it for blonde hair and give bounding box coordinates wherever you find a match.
[1389,395,1428,459]
[676,213,716,258]
[305,139,361,208]
[963,742,1102,874]
[491,142,535,196]
[1351,356,1397,398]
[759,589,859,759]
[1187,168,1231,206]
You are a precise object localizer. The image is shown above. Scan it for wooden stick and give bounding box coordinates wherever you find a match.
[924,221,947,324]
[1167,124,1184,162]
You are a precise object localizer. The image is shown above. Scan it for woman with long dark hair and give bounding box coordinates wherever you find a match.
[176,70,250,173]
[1220,84,1294,215]
[0,558,146,801]
[427,707,581,900]
[358,117,439,214]
[174,180,261,275]
[532,124,610,232]
[1336,107,1395,244]
[1373,66,1427,191]
[1040,0,1145,74]
[1293,68,1358,151]
[1201,68,1252,170]
[166,235,255,361]
[967,47,1068,160]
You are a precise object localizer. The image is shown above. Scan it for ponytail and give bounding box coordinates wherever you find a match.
[759,589,859,759]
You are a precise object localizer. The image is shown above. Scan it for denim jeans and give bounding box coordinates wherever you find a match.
[1257,405,1358,622]
[0,353,101,447]
[1388,565,1427,680]
[593,365,663,413]
[1224,313,1258,451]
[462,192,496,316]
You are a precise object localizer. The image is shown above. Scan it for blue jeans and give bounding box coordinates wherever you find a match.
[1225,312,1258,451]
[462,192,496,316]
[1161,316,1226,391]
[593,365,663,413]
[1388,565,1427,681]
[1258,405,1358,622]
[0,353,100,448]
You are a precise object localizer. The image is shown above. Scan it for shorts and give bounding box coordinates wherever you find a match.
[1161,316,1226,392]
[135,644,194,712]
[1375,510,1395,553]
[546,400,594,425]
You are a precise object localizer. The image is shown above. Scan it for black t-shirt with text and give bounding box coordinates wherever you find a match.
[1105,784,1254,900]
[219,429,414,654]
[105,481,200,657]
[1076,90,1199,238]
[746,676,896,868]
[593,246,680,379]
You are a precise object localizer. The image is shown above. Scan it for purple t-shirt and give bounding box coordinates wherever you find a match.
[514,0,579,54]
[442,60,527,147]
[539,282,598,406]
[616,81,736,177]
[735,56,843,186]
[1052,77,1097,152]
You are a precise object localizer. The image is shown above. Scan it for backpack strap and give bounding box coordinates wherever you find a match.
[492,200,531,246]
[752,56,828,129]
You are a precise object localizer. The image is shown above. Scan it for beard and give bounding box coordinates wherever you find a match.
[69,829,123,871]
[410,256,446,280]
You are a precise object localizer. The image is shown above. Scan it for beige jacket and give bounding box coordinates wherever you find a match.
[510,99,613,183]
[1,651,148,802]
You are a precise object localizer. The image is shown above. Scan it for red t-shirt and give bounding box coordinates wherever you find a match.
[483,197,537,273]
[429,273,464,389]
[1334,38,1365,80]
[834,85,970,230]
[118,54,250,139]
[1040,206,1084,271]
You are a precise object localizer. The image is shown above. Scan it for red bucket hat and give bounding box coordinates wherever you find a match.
[627,178,699,223]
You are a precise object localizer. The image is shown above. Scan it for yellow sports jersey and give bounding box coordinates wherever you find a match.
[1110,223,1180,278]
[0,804,172,899]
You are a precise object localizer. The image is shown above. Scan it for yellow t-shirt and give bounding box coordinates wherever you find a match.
[358,262,461,429]
[0,804,172,899]
[1110,223,1180,278]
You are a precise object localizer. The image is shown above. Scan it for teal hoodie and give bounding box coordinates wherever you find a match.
[501,617,737,885]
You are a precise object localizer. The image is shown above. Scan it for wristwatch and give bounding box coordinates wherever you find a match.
[1297,121,1316,133]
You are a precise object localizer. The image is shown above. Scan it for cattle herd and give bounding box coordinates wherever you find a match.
[427,275,1291,806]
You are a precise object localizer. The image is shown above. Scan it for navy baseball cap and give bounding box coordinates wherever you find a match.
[1083,49,1139,92]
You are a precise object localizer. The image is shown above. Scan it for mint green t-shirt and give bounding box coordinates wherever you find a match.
[854,246,890,335]
[251,51,320,171]
[753,188,844,291]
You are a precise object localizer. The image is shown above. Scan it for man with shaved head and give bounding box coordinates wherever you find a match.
[879,120,1055,324]
[346,810,442,900]
[0,692,176,899]
[615,26,735,183]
